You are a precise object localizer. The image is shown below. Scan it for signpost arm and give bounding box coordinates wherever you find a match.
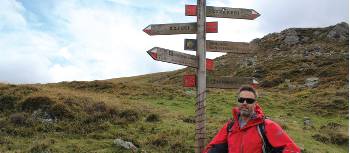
[195,0,206,153]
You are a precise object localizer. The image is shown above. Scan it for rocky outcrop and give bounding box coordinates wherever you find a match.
[327,22,349,41]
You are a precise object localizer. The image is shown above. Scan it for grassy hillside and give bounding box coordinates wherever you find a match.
[0,23,348,153]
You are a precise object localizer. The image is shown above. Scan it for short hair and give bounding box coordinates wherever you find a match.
[238,86,257,98]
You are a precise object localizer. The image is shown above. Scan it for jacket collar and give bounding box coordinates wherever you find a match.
[231,102,265,130]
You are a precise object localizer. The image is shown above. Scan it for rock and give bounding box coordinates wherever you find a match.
[301,36,310,42]
[285,79,296,90]
[303,117,312,126]
[32,109,55,123]
[283,29,300,45]
[305,77,319,88]
[327,22,349,41]
[273,47,281,51]
[303,117,315,130]
[113,139,138,151]
[313,31,321,35]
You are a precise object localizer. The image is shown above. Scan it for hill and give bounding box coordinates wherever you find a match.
[0,22,348,153]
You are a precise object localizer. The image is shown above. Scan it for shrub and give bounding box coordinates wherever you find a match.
[312,134,329,143]
[182,116,195,123]
[119,109,139,122]
[329,132,349,145]
[49,103,74,120]
[9,113,27,126]
[169,141,192,153]
[145,114,160,122]
[85,101,108,113]
[29,139,55,153]
[21,96,55,112]
[0,95,19,112]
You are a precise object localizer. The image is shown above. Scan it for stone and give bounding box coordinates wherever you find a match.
[285,79,296,90]
[32,109,55,123]
[305,77,319,88]
[303,117,312,126]
[273,47,281,51]
[283,29,300,45]
[313,31,321,35]
[113,139,138,151]
[301,36,310,42]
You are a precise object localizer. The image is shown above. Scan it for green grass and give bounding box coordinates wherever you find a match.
[0,81,348,153]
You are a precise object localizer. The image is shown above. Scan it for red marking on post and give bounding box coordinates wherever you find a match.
[250,79,259,89]
[143,29,151,35]
[183,75,196,87]
[150,52,157,60]
[206,59,214,71]
[206,22,218,33]
[143,25,152,35]
[185,5,197,16]
[249,10,260,20]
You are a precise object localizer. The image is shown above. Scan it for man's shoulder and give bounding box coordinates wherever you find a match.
[263,118,284,131]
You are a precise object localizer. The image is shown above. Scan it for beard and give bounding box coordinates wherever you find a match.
[240,108,253,117]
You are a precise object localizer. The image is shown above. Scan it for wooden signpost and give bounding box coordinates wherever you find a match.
[147,47,214,70]
[143,22,218,35]
[184,39,256,53]
[143,1,260,152]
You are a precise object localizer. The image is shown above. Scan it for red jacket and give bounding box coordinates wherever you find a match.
[204,104,301,153]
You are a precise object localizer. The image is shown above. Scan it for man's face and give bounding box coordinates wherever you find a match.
[238,91,256,117]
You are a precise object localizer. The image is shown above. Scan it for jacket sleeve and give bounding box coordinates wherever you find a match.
[203,122,229,153]
[265,120,301,153]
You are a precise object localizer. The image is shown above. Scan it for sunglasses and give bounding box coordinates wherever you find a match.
[237,97,256,104]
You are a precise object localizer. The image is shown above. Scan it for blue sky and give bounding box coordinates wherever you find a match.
[0,0,348,83]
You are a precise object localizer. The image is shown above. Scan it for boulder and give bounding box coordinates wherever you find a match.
[113,139,138,151]
[305,77,319,88]
[327,22,349,41]
[283,29,300,45]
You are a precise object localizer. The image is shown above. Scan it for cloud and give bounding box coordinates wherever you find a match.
[251,0,349,33]
[0,0,348,84]
[0,0,27,30]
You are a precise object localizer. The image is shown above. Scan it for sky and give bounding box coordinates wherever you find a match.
[0,0,348,84]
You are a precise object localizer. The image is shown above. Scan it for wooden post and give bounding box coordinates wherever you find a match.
[195,0,206,153]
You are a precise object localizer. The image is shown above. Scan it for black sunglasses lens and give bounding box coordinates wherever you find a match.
[238,98,255,104]
[238,98,244,103]
[246,98,255,104]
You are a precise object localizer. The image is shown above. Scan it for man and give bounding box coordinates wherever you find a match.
[203,86,300,153]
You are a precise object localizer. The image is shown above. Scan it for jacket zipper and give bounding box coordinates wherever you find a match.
[240,130,245,153]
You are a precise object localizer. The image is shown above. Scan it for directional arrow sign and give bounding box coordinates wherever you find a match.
[143,22,218,36]
[185,5,260,20]
[184,39,256,53]
[207,77,257,89]
[147,47,214,70]
[183,75,258,89]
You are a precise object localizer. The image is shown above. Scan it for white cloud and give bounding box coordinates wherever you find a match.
[0,0,348,84]
[0,0,27,30]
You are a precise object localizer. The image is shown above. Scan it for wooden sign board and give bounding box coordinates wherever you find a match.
[185,5,260,20]
[183,75,258,89]
[184,39,256,53]
[143,22,218,35]
[207,77,256,89]
[147,47,214,70]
